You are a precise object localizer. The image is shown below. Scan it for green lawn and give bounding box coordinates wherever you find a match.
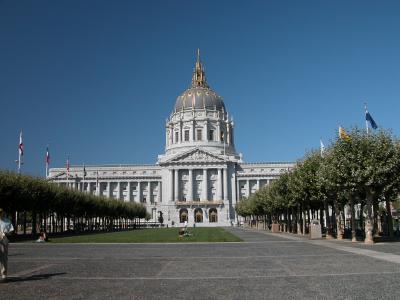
[49,227,242,243]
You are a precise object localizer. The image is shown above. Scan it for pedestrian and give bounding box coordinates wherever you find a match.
[0,208,14,282]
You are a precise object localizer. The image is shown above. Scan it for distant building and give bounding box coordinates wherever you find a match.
[49,51,294,226]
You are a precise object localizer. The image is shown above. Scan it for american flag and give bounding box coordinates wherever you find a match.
[45,146,50,166]
[18,131,24,156]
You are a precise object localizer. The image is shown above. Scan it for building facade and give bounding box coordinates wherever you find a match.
[49,51,294,226]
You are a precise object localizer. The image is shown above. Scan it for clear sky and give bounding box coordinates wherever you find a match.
[1,0,400,177]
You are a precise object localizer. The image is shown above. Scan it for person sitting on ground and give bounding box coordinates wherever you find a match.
[36,231,47,243]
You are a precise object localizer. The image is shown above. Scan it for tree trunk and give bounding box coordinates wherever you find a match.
[32,211,37,235]
[324,202,333,239]
[350,198,357,242]
[23,212,27,235]
[364,190,374,244]
[296,207,301,234]
[333,201,343,240]
[373,200,380,237]
[385,198,394,238]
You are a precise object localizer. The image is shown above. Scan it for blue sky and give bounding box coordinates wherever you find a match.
[1,0,400,177]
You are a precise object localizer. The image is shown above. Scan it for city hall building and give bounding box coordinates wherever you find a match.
[49,51,294,226]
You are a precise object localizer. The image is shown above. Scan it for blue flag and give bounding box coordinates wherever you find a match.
[366,111,378,129]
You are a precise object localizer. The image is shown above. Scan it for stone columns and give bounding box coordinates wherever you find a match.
[223,168,228,201]
[227,123,231,146]
[169,169,174,201]
[202,169,208,200]
[246,180,250,198]
[217,121,221,142]
[148,181,152,203]
[107,182,111,198]
[256,180,260,191]
[117,182,121,200]
[174,169,179,201]
[188,169,193,201]
[191,120,195,142]
[138,182,141,202]
[127,182,132,202]
[97,182,101,196]
[157,181,161,203]
[217,168,223,200]
[204,120,208,141]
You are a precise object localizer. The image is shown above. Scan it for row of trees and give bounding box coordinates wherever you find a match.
[0,170,149,235]
[236,128,400,243]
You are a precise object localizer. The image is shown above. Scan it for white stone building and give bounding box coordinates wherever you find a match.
[48,51,294,227]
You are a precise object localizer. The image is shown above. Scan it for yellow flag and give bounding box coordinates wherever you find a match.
[339,126,351,141]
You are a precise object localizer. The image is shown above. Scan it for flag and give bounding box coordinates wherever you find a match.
[320,139,325,157]
[365,110,378,130]
[18,131,24,156]
[339,126,351,141]
[45,146,50,166]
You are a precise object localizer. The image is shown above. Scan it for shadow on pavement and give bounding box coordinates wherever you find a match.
[5,272,66,283]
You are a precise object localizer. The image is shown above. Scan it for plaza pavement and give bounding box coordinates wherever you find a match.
[2,228,400,300]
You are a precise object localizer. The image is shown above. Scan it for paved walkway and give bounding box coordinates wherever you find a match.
[2,228,400,299]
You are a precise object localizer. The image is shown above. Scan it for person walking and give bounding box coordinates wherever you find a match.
[0,208,14,282]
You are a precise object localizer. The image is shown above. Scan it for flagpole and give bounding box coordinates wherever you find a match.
[96,170,100,196]
[17,130,23,174]
[365,103,369,134]
[66,155,70,188]
[82,163,84,192]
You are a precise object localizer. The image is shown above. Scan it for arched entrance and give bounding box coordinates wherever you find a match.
[194,208,203,223]
[209,208,218,223]
[180,208,188,223]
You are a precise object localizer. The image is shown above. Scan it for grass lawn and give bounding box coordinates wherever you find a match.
[49,227,242,243]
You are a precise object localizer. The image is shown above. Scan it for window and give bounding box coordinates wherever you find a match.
[175,131,179,143]
[220,131,224,142]
[197,129,202,141]
[184,130,190,141]
[180,209,188,223]
[209,208,218,223]
[194,208,203,223]
[209,130,214,141]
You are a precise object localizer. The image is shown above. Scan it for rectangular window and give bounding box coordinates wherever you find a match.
[209,130,214,141]
[175,132,179,143]
[197,129,202,141]
[184,130,190,141]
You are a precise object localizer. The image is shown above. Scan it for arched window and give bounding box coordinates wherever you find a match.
[194,208,203,223]
[209,208,218,223]
[180,209,188,223]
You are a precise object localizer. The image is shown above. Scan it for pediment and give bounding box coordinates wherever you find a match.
[170,149,224,163]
